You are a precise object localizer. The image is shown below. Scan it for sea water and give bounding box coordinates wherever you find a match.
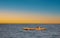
[0,24,60,38]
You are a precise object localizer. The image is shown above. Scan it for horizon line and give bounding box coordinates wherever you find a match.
[0,23,60,24]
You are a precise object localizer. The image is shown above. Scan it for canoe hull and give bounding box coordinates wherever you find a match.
[23,28,47,31]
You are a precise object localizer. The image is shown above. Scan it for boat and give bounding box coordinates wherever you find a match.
[23,26,47,31]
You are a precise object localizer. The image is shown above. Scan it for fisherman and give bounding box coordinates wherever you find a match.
[36,26,42,28]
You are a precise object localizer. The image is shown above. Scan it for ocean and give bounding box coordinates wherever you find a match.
[0,24,60,38]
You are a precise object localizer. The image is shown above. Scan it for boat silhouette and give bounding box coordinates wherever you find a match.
[23,26,47,31]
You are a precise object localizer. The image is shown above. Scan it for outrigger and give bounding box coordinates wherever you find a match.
[23,26,47,31]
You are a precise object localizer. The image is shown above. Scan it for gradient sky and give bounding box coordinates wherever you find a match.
[0,0,60,24]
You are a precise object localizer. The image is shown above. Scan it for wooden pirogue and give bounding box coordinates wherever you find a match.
[23,26,47,31]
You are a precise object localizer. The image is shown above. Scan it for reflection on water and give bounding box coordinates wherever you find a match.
[0,24,60,38]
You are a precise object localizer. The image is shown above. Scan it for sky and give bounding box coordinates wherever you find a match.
[0,0,60,24]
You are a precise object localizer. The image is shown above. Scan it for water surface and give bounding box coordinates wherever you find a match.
[0,24,60,38]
